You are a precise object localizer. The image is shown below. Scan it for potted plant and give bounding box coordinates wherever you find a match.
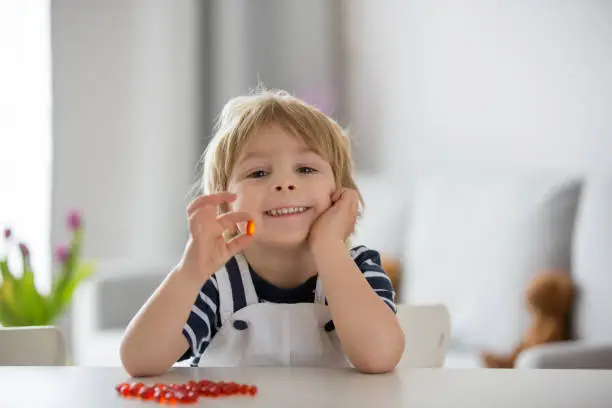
[0,210,95,326]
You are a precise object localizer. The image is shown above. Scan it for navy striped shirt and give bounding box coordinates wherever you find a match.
[179,245,396,363]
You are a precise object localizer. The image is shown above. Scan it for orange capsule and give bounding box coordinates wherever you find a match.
[246,220,255,236]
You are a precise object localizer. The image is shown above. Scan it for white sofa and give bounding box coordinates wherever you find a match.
[71,170,612,369]
[353,170,612,369]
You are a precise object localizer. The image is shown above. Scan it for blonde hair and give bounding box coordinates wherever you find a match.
[199,88,364,212]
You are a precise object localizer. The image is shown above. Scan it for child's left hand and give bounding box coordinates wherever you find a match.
[308,188,359,248]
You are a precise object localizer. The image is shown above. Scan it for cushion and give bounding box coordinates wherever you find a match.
[401,171,582,353]
[572,176,612,342]
[352,174,411,258]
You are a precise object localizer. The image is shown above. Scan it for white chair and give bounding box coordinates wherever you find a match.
[396,304,451,368]
[0,326,67,366]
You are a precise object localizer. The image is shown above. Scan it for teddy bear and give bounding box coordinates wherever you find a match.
[481,271,575,368]
[381,256,401,295]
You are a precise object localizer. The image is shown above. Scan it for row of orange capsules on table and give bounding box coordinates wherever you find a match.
[115,379,258,404]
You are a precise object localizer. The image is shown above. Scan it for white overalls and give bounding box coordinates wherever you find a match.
[196,253,350,367]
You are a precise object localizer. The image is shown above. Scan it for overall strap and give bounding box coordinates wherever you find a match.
[215,265,234,324]
[314,276,326,305]
[234,253,259,306]
[217,254,260,324]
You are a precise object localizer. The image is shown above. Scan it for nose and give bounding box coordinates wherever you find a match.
[274,182,296,191]
[272,169,298,192]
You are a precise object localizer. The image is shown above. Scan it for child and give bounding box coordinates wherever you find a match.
[120,89,405,377]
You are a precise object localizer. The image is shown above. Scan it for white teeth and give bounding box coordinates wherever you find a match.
[266,207,308,217]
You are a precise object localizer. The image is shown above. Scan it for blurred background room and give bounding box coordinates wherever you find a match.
[1,0,612,369]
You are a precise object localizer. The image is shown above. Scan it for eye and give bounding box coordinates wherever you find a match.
[248,170,268,178]
[297,167,317,174]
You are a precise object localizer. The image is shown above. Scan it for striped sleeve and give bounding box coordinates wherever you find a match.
[178,275,222,363]
[351,245,397,313]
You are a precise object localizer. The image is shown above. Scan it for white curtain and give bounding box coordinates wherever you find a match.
[0,0,52,293]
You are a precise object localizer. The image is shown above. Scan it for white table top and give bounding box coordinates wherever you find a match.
[1,366,611,407]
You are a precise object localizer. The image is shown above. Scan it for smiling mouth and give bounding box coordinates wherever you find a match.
[264,206,311,217]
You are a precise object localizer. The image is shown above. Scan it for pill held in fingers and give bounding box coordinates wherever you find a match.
[246,220,255,236]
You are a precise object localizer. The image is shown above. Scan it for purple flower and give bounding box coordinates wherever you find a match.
[18,243,30,258]
[55,245,70,264]
[3,228,11,239]
[67,210,82,231]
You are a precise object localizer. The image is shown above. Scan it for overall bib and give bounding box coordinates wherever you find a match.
[197,254,350,367]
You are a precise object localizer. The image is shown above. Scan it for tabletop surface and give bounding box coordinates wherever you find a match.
[0,366,611,407]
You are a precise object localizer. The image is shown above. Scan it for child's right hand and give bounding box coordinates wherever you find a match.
[180,192,254,282]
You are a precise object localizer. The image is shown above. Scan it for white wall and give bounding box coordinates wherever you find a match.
[51,0,342,269]
[346,0,612,175]
[51,0,203,265]
[210,0,344,121]
[52,0,205,360]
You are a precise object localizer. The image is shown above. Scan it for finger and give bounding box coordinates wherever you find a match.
[352,193,360,213]
[337,188,357,207]
[188,207,221,237]
[331,189,343,203]
[225,233,254,256]
[187,192,237,216]
[187,192,237,217]
[342,188,357,199]
[340,193,359,221]
[347,224,356,239]
[216,211,253,230]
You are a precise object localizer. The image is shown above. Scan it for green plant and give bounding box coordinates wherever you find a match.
[0,210,95,326]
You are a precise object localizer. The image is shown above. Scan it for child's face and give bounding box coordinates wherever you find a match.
[227,124,336,248]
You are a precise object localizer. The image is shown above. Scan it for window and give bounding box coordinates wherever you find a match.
[0,0,52,293]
